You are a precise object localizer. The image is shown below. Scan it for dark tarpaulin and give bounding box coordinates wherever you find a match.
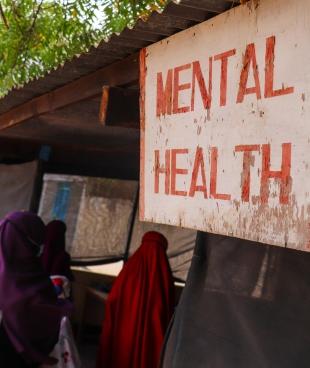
[161,232,310,368]
[0,161,37,218]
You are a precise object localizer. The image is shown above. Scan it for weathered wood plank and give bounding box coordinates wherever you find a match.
[0,118,139,153]
[99,86,139,128]
[0,53,139,131]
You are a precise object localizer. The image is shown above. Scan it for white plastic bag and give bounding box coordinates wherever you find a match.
[41,317,81,368]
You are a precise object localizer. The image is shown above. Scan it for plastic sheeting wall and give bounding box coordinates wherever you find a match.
[0,161,37,219]
[161,232,310,368]
[39,174,196,280]
[39,174,138,261]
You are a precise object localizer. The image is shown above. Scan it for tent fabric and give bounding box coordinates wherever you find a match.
[39,175,138,259]
[39,174,196,280]
[161,232,310,368]
[0,161,37,218]
[39,175,84,252]
[129,211,196,281]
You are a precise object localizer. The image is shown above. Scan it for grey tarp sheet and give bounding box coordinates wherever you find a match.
[0,161,37,218]
[39,174,196,280]
[39,175,138,259]
[162,232,310,368]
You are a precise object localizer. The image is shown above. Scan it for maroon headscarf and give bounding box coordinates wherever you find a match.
[41,220,74,281]
[97,231,175,368]
[0,211,73,365]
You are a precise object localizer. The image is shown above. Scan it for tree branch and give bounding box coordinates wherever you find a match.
[0,4,9,29]
[28,0,44,35]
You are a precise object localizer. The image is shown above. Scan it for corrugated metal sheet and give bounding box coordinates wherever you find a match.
[0,0,237,115]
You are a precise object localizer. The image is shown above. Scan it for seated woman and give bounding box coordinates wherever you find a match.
[41,220,74,299]
[96,231,175,368]
[0,211,73,367]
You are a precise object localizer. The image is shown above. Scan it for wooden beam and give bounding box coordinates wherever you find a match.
[99,86,140,128]
[0,53,139,131]
[0,137,39,161]
[99,86,110,124]
[39,89,140,129]
[0,136,139,180]
[39,98,102,128]
[0,118,139,153]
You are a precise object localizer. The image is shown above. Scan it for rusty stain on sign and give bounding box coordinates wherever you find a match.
[140,0,310,251]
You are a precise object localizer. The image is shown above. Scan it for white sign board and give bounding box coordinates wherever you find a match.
[140,0,310,251]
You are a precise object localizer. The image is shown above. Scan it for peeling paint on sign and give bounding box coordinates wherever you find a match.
[140,0,310,251]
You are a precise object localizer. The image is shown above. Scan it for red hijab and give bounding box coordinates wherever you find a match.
[0,212,73,365]
[96,231,175,368]
[41,220,74,281]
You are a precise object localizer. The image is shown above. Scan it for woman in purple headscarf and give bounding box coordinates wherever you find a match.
[0,211,73,367]
[41,220,74,282]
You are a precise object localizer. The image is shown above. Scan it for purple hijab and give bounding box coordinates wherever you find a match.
[41,220,74,281]
[0,211,73,365]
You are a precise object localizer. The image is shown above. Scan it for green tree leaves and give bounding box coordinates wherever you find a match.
[0,0,168,97]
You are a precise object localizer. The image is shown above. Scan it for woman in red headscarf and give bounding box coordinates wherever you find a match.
[96,231,175,368]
